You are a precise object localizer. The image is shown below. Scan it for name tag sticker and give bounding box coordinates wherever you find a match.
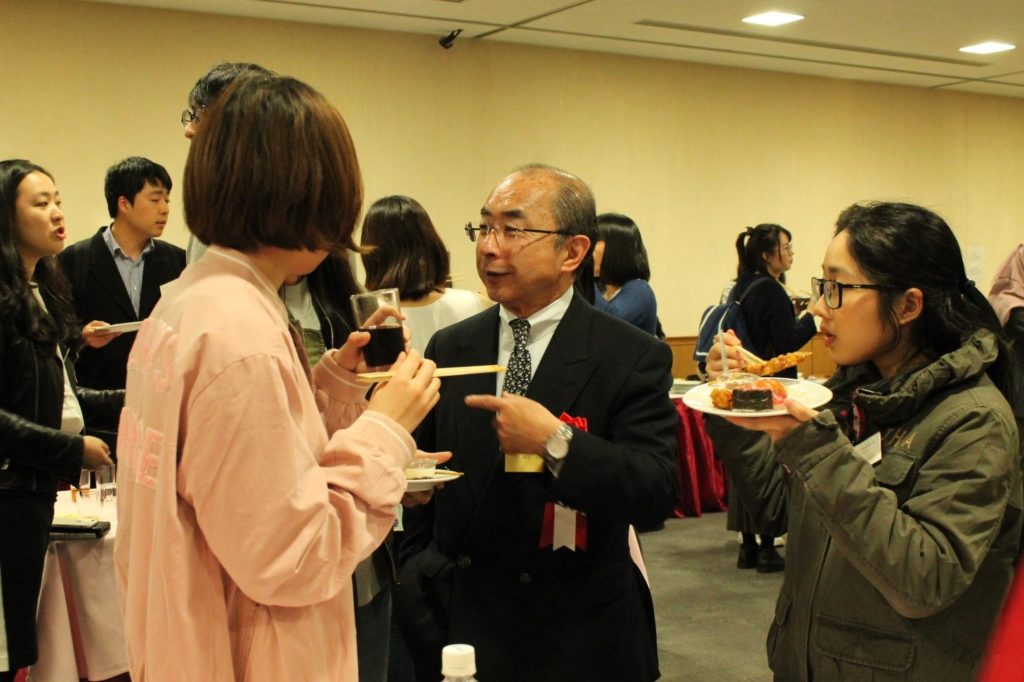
[854,431,883,466]
[505,453,545,473]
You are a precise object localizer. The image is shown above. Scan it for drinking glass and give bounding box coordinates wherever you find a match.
[97,464,116,505]
[350,288,404,368]
[76,469,100,516]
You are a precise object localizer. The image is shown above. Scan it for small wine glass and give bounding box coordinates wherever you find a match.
[76,469,99,516]
[98,465,116,505]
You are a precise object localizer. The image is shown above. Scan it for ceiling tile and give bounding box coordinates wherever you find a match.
[76,0,1024,97]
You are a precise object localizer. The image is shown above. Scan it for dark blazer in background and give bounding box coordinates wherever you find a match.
[399,292,679,682]
[58,227,184,454]
[58,226,186,391]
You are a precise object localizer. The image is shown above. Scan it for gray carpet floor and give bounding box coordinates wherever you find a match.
[641,513,784,681]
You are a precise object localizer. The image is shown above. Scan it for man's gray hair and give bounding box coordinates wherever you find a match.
[512,164,597,293]
[513,163,597,242]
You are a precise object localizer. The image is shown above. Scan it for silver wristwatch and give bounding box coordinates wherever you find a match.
[544,423,574,461]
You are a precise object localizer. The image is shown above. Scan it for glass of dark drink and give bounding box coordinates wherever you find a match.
[351,288,405,368]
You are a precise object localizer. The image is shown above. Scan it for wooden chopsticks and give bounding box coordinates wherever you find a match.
[737,346,766,366]
[357,364,506,384]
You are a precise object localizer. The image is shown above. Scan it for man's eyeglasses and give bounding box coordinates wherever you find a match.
[180,108,201,127]
[811,277,891,310]
[465,222,571,245]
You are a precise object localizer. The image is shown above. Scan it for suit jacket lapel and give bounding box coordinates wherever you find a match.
[453,296,596,511]
[451,307,503,506]
[527,293,595,415]
[90,231,137,320]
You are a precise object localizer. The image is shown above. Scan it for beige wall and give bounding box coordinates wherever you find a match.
[3,0,1023,334]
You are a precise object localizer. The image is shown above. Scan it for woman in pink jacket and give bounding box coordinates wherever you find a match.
[114,73,441,681]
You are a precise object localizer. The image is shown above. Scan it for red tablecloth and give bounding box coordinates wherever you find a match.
[672,398,727,517]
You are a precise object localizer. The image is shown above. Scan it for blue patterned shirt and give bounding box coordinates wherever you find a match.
[102,225,155,316]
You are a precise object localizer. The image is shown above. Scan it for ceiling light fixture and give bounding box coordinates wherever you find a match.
[959,41,1015,55]
[742,11,804,27]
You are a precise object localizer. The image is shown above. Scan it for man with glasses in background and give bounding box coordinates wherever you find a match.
[398,164,679,682]
[180,62,273,264]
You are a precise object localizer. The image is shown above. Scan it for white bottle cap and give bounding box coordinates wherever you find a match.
[442,643,476,677]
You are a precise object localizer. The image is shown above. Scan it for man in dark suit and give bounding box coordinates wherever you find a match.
[399,164,679,681]
[58,157,185,447]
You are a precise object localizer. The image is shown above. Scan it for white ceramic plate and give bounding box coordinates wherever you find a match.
[682,378,833,418]
[94,321,143,333]
[405,471,463,492]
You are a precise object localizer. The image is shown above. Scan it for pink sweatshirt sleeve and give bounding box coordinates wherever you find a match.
[312,348,370,433]
[178,353,411,607]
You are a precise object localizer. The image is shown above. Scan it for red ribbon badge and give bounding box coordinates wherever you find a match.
[559,412,588,431]
[540,502,588,550]
[539,413,589,551]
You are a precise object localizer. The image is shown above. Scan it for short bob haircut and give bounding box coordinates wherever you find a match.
[596,213,651,287]
[360,195,449,301]
[184,74,362,254]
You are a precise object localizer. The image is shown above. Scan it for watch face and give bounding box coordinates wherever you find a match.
[546,425,572,459]
[548,439,569,459]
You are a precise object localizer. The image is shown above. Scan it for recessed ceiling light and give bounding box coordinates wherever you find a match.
[959,41,1016,54]
[742,11,804,27]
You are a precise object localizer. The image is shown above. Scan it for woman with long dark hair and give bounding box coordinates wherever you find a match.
[0,160,117,681]
[705,202,1021,680]
[282,252,360,364]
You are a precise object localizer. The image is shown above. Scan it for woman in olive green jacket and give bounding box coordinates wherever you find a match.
[706,202,1022,681]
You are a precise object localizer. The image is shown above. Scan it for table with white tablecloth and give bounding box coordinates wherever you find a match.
[28,491,128,682]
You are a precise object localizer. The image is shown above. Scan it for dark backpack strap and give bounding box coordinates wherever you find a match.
[734,275,775,305]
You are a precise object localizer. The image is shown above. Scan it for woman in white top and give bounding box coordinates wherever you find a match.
[360,196,489,354]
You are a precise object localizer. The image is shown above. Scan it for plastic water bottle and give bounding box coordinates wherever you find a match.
[441,643,477,681]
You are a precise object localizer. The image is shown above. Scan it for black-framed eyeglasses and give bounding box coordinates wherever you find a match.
[180,108,201,127]
[465,222,571,245]
[811,277,891,310]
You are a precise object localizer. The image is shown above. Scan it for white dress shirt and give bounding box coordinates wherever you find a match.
[495,284,573,396]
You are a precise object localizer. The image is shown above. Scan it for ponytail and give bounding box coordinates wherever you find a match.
[735,223,791,279]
